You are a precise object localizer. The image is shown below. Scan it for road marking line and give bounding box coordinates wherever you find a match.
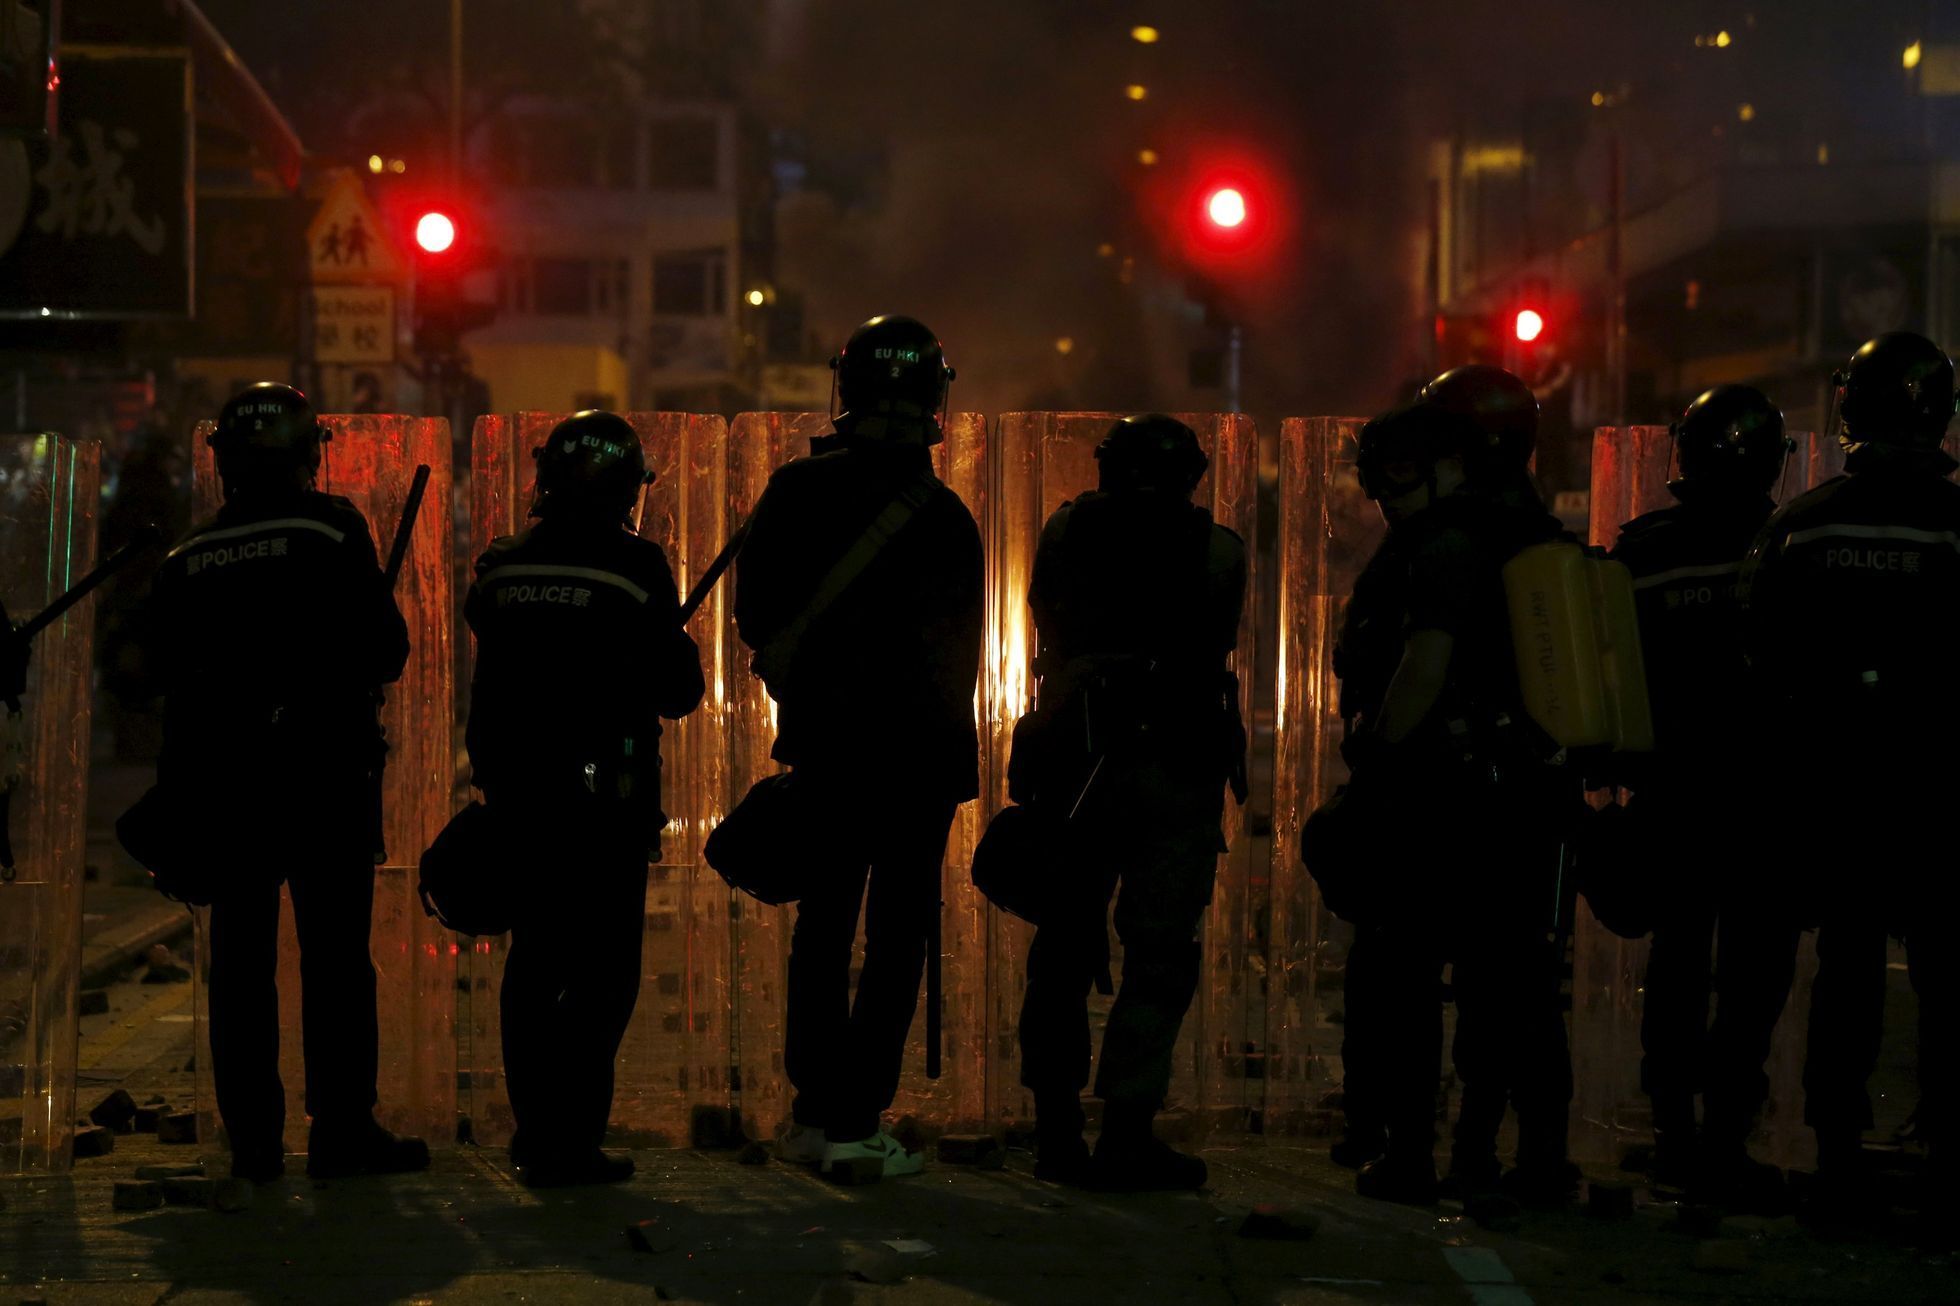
[77,984,193,1071]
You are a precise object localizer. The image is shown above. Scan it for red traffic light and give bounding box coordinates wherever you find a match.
[1205,187,1247,229]
[415,211,457,255]
[1514,308,1545,343]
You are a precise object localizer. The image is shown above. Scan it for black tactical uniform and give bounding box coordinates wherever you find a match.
[1741,333,1960,1209]
[1612,386,1798,1198]
[734,316,983,1166]
[1014,415,1247,1191]
[1328,402,1572,1207]
[146,384,418,1183]
[465,411,704,1187]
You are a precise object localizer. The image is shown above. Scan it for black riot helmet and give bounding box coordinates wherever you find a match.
[1418,364,1538,482]
[1668,385,1788,497]
[531,410,651,523]
[1355,402,1474,502]
[208,382,328,497]
[1836,331,1959,453]
[1095,413,1208,496]
[831,314,955,445]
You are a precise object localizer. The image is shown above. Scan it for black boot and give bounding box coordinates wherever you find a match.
[1503,1109,1579,1207]
[306,1116,431,1179]
[1650,1095,1698,1189]
[1444,1093,1504,1200]
[1692,1141,1786,1214]
[1803,1129,1882,1233]
[517,1149,636,1188]
[1092,1101,1207,1192]
[1330,1119,1387,1170]
[1033,1094,1093,1186]
[1356,1148,1440,1206]
[230,1139,286,1184]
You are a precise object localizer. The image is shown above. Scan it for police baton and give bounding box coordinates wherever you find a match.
[368,466,432,866]
[678,521,748,626]
[384,465,432,589]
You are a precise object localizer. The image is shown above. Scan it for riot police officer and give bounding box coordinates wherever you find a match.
[144,383,423,1182]
[734,315,983,1181]
[1013,414,1247,1191]
[466,410,704,1187]
[1613,386,1798,1204]
[1322,400,1572,1207]
[1742,332,1960,1224]
[1332,366,1568,1189]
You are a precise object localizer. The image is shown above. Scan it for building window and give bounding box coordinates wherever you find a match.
[647,117,720,191]
[502,257,630,317]
[653,249,726,316]
[533,258,593,315]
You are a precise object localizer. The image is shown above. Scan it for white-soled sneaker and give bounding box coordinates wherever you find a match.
[777,1124,829,1166]
[820,1130,925,1184]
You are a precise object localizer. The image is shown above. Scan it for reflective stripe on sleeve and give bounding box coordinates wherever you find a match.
[1631,561,1744,590]
[475,563,650,604]
[167,516,348,558]
[1783,523,1960,550]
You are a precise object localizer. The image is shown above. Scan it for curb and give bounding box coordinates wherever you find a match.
[80,901,196,991]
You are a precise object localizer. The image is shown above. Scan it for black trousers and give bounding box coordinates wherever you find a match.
[784,796,956,1142]
[1641,903,1800,1144]
[501,850,647,1164]
[207,862,380,1155]
[1017,766,1222,1118]
[1339,923,1445,1153]
[1336,761,1572,1166]
[1803,919,1956,1157]
[1452,927,1572,1162]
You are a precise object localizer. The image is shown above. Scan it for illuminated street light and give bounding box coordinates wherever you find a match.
[1131,25,1159,44]
[1514,308,1545,343]
[1206,187,1247,229]
[1715,30,1731,48]
[1138,148,1159,166]
[415,211,457,255]
[1124,84,1148,101]
[746,288,766,307]
[368,154,385,173]
[1906,41,1924,70]
[1737,102,1756,122]
[1055,336,1075,355]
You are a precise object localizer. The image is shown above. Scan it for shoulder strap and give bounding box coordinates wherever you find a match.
[752,469,939,685]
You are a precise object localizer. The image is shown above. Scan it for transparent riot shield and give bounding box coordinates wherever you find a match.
[467,412,732,1148]
[189,417,455,1149]
[0,435,100,1174]
[988,413,1260,1139]
[721,412,993,1141]
[1262,417,1378,1136]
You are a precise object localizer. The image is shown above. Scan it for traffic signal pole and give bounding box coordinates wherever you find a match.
[1226,321,1243,414]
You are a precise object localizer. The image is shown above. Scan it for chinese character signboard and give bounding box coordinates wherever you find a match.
[0,48,192,318]
[310,284,394,363]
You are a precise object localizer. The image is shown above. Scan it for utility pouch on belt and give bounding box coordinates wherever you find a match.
[418,800,520,936]
[704,771,832,904]
[1503,541,1653,753]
